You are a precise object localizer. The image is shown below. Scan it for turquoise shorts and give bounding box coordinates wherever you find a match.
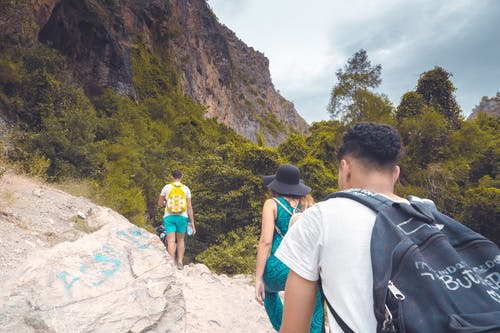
[163,215,189,234]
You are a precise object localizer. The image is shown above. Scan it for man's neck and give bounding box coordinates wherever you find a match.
[349,175,403,201]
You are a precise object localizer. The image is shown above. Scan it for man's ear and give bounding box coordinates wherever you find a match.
[338,158,351,185]
[339,159,350,174]
[392,165,400,184]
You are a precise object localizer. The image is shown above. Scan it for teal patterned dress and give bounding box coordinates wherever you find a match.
[262,196,324,332]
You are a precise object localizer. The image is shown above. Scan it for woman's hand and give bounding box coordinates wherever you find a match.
[255,277,265,305]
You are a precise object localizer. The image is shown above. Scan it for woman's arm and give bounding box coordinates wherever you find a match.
[255,198,277,304]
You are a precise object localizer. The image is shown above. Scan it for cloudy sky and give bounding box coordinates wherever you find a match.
[207,0,500,123]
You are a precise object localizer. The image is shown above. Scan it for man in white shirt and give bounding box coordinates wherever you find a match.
[157,170,195,270]
[275,122,405,333]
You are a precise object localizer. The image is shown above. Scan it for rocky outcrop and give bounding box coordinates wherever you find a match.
[0,172,274,332]
[0,173,185,332]
[468,93,500,120]
[1,0,307,146]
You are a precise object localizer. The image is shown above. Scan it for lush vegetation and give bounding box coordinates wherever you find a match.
[1,37,498,276]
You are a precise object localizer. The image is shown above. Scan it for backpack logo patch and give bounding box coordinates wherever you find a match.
[166,184,187,214]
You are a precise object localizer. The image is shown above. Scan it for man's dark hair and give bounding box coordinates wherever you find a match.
[172,170,183,179]
[337,122,402,169]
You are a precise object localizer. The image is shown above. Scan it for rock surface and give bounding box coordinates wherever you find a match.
[178,264,274,333]
[468,92,500,120]
[0,172,273,332]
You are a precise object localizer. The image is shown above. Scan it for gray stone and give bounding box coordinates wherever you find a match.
[0,220,185,333]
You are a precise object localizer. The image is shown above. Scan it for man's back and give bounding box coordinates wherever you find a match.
[276,197,378,332]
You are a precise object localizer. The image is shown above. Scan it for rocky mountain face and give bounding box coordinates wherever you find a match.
[0,172,273,332]
[167,1,308,145]
[468,93,500,120]
[0,0,307,146]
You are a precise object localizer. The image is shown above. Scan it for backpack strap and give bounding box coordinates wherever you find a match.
[273,197,299,216]
[325,189,394,212]
[327,190,436,231]
[318,278,355,333]
[272,197,300,237]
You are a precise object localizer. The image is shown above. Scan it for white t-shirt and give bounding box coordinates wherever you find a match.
[160,182,191,218]
[275,197,378,333]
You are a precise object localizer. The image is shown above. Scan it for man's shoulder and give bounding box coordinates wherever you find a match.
[319,195,370,207]
[161,183,172,191]
[316,195,377,218]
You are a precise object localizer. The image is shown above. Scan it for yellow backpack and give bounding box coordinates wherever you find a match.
[166,183,187,214]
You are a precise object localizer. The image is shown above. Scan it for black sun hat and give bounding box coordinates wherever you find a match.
[262,175,275,187]
[262,175,305,187]
[267,164,311,196]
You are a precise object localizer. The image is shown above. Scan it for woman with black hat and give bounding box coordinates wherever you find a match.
[255,164,324,332]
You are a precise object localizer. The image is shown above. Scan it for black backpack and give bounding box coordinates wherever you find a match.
[155,225,167,245]
[321,189,500,333]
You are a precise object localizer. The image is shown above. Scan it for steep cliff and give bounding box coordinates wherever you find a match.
[167,1,308,145]
[1,0,307,146]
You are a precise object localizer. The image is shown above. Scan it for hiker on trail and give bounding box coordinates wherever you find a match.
[157,170,195,270]
[276,123,406,332]
[255,164,324,332]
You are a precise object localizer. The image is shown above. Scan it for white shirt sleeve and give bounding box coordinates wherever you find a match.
[183,185,191,199]
[160,184,170,197]
[275,204,323,282]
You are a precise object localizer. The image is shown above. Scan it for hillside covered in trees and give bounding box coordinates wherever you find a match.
[1,5,498,275]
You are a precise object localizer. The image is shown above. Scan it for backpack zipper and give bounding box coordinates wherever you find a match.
[383,281,405,332]
[381,234,436,330]
[387,280,405,300]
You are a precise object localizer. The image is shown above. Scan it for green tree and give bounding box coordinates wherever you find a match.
[327,49,382,122]
[277,134,308,164]
[348,90,395,124]
[306,120,345,169]
[398,107,448,177]
[462,187,500,245]
[416,66,462,128]
[396,91,424,120]
[297,156,337,200]
[196,226,259,275]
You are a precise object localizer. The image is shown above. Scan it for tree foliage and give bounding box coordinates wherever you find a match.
[396,91,424,120]
[416,66,462,128]
[327,49,382,122]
